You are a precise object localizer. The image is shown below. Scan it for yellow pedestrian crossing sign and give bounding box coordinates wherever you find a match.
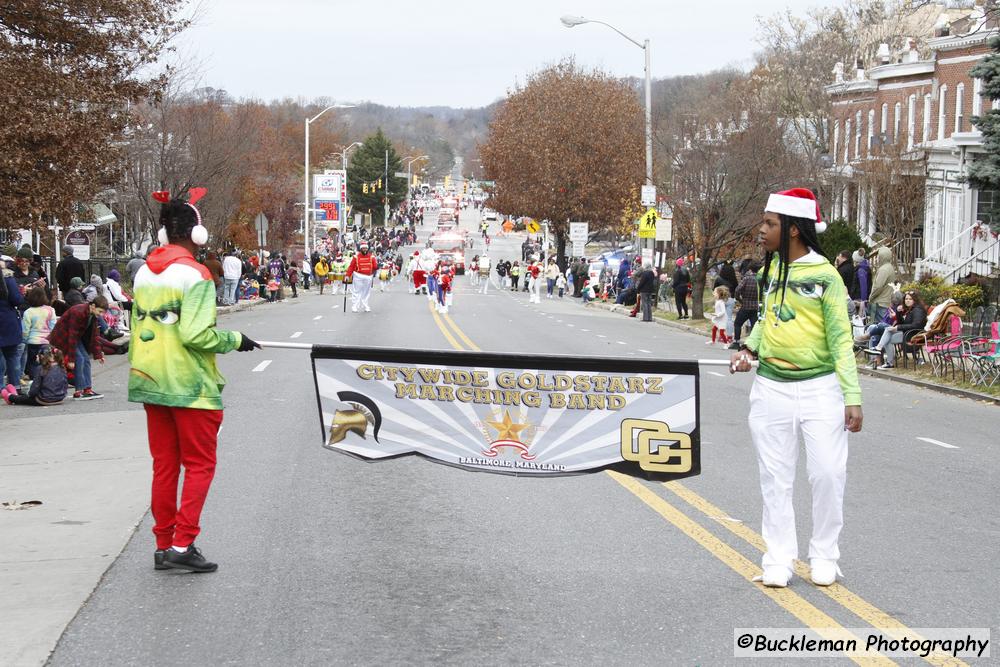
[638,208,658,238]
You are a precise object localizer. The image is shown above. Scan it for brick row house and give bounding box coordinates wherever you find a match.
[824,11,1000,285]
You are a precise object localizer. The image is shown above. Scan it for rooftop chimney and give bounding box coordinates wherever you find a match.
[902,38,918,64]
[876,43,891,64]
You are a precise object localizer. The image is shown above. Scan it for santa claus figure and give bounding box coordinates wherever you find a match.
[410,251,426,295]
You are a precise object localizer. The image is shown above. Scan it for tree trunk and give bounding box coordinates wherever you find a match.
[556,231,567,272]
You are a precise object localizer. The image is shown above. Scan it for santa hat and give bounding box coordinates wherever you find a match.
[765,188,826,233]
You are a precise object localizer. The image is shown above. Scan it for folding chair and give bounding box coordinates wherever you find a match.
[969,322,1000,387]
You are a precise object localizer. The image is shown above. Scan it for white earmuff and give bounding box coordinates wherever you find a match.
[190,224,209,246]
[157,227,168,245]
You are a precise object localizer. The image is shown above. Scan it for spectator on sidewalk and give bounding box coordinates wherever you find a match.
[20,286,56,382]
[82,274,107,303]
[834,251,854,291]
[64,277,86,307]
[204,251,224,304]
[730,261,760,350]
[852,249,871,304]
[672,259,691,319]
[11,246,42,296]
[868,247,894,322]
[2,347,68,406]
[48,296,108,400]
[55,246,86,297]
[105,269,128,303]
[221,251,242,306]
[1,260,25,388]
[125,252,146,283]
[870,291,927,369]
[301,255,312,290]
[288,262,299,298]
[633,262,657,322]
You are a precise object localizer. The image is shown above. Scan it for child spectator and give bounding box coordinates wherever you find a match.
[709,285,731,345]
[2,347,68,406]
[581,279,595,303]
[21,286,56,381]
[266,272,280,302]
[556,273,567,298]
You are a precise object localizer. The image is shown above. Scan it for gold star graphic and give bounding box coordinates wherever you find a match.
[486,410,529,442]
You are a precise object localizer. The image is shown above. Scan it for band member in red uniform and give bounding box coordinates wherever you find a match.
[346,241,378,313]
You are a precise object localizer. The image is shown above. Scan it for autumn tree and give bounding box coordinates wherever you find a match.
[665,74,804,319]
[479,60,644,267]
[346,129,406,226]
[0,0,188,237]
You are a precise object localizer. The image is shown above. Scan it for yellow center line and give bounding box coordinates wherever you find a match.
[663,481,968,667]
[428,300,467,351]
[442,311,481,351]
[607,472,894,666]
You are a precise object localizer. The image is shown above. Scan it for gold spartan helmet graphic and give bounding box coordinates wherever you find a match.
[327,391,382,446]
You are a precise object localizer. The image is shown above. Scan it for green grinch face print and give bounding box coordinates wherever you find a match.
[760,270,836,369]
[129,285,212,405]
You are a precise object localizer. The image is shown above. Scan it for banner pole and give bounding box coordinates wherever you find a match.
[257,341,315,350]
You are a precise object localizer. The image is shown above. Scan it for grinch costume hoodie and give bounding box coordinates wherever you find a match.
[744,251,862,406]
[128,245,242,410]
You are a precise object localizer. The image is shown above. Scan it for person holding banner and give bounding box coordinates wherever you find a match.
[346,241,377,313]
[131,190,260,573]
[731,187,862,589]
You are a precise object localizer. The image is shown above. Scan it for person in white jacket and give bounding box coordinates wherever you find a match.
[708,285,731,345]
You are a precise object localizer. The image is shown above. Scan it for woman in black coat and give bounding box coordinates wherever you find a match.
[671,259,690,319]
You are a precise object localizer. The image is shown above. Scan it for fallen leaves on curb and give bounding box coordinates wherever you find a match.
[3,500,43,510]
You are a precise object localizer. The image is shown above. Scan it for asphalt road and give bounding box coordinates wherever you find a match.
[46,206,998,666]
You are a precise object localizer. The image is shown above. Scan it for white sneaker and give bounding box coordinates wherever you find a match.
[755,565,792,588]
[364,306,371,313]
[810,559,840,586]
[351,306,358,313]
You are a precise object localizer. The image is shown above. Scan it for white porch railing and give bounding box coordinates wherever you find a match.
[915,224,978,280]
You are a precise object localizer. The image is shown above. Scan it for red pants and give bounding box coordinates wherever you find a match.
[412,269,426,289]
[144,404,223,549]
[711,326,729,344]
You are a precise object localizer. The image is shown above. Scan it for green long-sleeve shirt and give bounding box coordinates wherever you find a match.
[745,252,862,406]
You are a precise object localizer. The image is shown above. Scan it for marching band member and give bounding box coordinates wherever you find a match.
[731,187,862,589]
[346,241,378,313]
[329,252,347,295]
[478,252,491,294]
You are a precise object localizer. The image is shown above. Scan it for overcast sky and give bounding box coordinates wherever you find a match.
[178,0,824,108]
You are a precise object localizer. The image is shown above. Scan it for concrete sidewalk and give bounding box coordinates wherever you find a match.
[1,410,149,666]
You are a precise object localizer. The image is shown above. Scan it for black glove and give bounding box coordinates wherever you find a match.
[237,333,261,352]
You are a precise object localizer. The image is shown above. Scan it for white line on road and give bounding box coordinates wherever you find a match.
[567,324,575,327]
[916,437,959,449]
[638,349,652,354]
[313,315,323,320]
[597,334,606,338]
[290,332,303,339]
[708,371,726,377]
[252,360,272,373]
[581,329,589,332]
[617,341,627,345]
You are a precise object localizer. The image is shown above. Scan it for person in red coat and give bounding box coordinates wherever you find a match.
[47,297,108,400]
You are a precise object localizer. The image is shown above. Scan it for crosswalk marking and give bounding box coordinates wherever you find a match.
[290,332,303,338]
[252,360,272,373]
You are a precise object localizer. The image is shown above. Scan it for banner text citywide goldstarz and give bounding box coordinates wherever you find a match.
[355,364,664,410]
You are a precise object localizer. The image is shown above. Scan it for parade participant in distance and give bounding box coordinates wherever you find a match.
[130,189,260,573]
[731,187,862,589]
[528,257,543,304]
[346,241,377,313]
[436,256,454,314]
[377,261,392,293]
[420,249,438,301]
[408,251,424,295]
[329,252,348,295]
[478,252,491,294]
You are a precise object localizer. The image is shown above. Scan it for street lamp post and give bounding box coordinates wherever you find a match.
[403,155,429,203]
[561,15,653,253]
[304,104,355,260]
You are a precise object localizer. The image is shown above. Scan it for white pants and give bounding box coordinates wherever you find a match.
[470,272,479,286]
[480,276,490,294]
[331,279,343,295]
[351,273,373,311]
[529,276,541,303]
[378,278,389,292]
[748,373,848,574]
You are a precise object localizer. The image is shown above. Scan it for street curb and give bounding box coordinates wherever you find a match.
[584,300,1000,407]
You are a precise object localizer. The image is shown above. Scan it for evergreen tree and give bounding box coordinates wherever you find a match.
[969,36,1000,233]
[346,129,406,226]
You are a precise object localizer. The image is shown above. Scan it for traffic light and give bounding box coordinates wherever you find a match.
[363,183,369,194]
[377,178,382,189]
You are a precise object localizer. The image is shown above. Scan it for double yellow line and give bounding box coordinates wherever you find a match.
[427,300,964,667]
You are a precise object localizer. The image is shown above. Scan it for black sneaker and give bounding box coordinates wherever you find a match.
[163,544,218,573]
[154,549,168,570]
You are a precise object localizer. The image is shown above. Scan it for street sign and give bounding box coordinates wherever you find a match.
[638,208,658,239]
[656,216,672,242]
[525,220,541,234]
[569,222,588,243]
[572,241,586,257]
[641,185,657,207]
[641,247,654,266]
[254,213,269,233]
[70,224,96,231]
[65,230,91,260]
[394,171,408,178]
[657,202,673,218]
